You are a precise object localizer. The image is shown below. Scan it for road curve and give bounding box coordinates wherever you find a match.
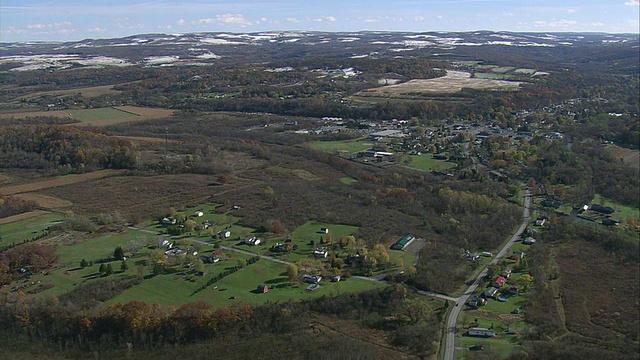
[442,189,531,360]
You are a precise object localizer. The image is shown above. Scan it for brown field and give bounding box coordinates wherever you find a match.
[0,174,10,182]
[357,70,522,98]
[0,109,73,120]
[73,106,176,127]
[607,145,639,168]
[42,173,251,219]
[0,210,50,225]
[0,169,125,195]
[0,106,175,126]
[113,135,181,144]
[19,84,121,100]
[13,193,72,209]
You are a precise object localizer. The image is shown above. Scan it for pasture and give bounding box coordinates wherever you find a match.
[67,108,137,122]
[405,154,456,171]
[0,212,62,247]
[306,139,372,154]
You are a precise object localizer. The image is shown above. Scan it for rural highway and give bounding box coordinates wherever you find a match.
[442,188,531,360]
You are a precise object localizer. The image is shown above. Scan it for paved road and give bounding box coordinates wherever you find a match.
[442,189,531,360]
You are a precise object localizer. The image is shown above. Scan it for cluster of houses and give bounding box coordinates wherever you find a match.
[469,268,518,310]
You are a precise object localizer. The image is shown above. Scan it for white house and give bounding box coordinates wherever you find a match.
[194,211,204,217]
[313,248,329,258]
[244,236,261,246]
[467,327,495,337]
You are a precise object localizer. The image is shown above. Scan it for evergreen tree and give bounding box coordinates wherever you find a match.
[113,246,124,260]
[121,260,129,271]
[99,263,106,273]
[80,259,89,268]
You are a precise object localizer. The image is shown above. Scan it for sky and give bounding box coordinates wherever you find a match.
[1,0,639,42]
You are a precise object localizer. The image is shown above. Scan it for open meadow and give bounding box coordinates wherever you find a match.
[357,70,522,99]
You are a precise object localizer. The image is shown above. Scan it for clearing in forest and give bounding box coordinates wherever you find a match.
[357,70,522,98]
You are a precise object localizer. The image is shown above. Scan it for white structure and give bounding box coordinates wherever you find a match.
[467,327,496,337]
[195,211,204,217]
[303,274,322,284]
[313,248,329,258]
[244,236,261,246]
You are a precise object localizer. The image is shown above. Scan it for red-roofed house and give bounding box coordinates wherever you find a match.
[491,276,506,288]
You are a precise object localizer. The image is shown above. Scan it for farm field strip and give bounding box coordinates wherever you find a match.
[0,209,50,225]
[0,169,125,195]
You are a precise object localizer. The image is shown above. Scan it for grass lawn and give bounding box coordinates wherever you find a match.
[143,202,254,241]
[0,212,63,247]
[306,139,372,154]
[67,108,137,122]
[592,194,639,222]
[405,154,456,172]
[389,249,416,269]
[286,221,358,255]
[106,253,255,307]
[193,259,384,308]
[56,231,156,265]
[340,177,358,185]
[456,334,522,359]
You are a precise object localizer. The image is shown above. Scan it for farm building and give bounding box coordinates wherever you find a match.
[391,234,416,250]
[491,276,507,288]
[467,327,496,337]
[523,237,537,245]
[257,284,268,293]
[303,274,322,284]
[313,248,329,258]
[464,250,480,261]
[534,217,546,226]
[194,211,204,217]
[244,236,261,245]
[591,203,614,214]
[483,287,499,299]
[162,217,177,225]
[201,255,220,263]
[320,227,329,234]
[271,243,289,253]
[217,230,231,238]
[602,217,621,226]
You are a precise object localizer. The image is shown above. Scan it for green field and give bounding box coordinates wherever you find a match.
[474,72,516,80]
[406,154,456,172]
[592,194,639,222]
[67,108,137,122]
[192,260,384,308]
[306,139,372,154]
[0,213,63,248]
[340,177,358,185]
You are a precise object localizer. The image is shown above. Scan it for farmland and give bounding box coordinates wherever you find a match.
[0,106,175,126]
[306,139,373,155]
[356,70,522,99]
